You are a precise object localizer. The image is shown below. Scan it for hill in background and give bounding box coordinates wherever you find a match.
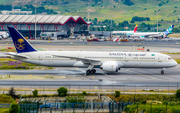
[0,0,180,31]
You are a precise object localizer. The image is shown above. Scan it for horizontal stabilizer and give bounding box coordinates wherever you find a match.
[4,52,29,59]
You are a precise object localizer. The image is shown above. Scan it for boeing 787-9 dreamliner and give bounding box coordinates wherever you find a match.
[6,27,177,75]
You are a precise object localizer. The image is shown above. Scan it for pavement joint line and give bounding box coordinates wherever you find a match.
[128,69,155,80]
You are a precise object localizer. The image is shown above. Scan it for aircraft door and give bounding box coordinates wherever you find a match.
[77,54,82,58]
[38,54,43,64]
[38,54,43,60]
[158,56,162,62]
[124,56,129,62]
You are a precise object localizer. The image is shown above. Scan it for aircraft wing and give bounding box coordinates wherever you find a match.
[143,34,162,37]
[4,52,30,59]
[132,33,163,38]
[52,54,101,64]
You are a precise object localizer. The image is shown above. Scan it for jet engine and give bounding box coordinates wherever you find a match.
[100,61,119,72]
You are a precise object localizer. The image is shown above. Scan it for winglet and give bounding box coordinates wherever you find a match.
[8,27,37,53]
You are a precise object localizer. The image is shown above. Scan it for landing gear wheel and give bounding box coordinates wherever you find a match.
[86,70,91,75]
[91,69,96,74]
[161,70,164,74]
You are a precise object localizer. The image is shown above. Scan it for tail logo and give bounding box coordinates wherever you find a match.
[15,39,25,50]
[169,28,172,31]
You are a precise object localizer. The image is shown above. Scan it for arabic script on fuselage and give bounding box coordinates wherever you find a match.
[109,53,146,57]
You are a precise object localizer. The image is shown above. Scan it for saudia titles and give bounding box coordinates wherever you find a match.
[15,39,25,50]
[109,53,146,56]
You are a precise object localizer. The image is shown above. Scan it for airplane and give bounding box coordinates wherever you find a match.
[112,24,138,36]
[112,24,138,42]
[4,27,177,75]
[0,31,9,39]
[128,25,174,38]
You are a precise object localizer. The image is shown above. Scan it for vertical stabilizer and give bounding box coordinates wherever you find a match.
[8,27,37,53]
[164,25,174,35]
[134,24,138,33]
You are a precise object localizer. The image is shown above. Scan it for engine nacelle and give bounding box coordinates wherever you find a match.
[101,61,119,72]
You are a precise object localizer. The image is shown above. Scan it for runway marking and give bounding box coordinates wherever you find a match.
[128,69,155,80]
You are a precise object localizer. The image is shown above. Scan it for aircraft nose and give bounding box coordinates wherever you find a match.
[172,60,178,67]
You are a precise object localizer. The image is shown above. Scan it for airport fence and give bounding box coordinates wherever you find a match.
[1,83,180,112]
[0,83,180,95]
[18,98,180,113]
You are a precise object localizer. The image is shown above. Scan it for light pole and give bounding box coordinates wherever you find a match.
[157,6,158,32]
[87,0,90,31]
[35,1,37,40]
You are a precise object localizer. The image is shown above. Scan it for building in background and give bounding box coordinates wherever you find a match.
[0,15,91,38]
[1,9,32,15]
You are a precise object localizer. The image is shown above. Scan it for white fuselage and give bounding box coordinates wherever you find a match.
[129,32,163,38]
[11,51,177,69]
[0,32,9,39]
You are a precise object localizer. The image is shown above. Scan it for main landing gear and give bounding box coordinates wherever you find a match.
[86,69,96,75]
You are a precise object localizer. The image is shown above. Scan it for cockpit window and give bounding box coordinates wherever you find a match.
[168,57,172,60]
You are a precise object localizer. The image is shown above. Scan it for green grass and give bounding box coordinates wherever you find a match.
[0,108,9,113]
[125,103,180,113]
[0,58,53,70]
[59,0,180,24]
[175,59,180,64]
[0,0,14,4]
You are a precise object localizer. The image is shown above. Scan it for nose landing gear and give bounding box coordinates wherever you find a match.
[161,68,166,74]
[161,70,164,74]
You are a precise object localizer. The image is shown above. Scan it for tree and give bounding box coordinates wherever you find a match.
[159,3,162,6]
[147,24,151,31]
[176,89,180,99]
[9,103,20,113]
[32,89,38,97]
[57,87,68,97]
[115,91,120,97]
[123,0,134,6]
[9,87,16,98]
[82,91,87,96]
[130,20,134,23]
[122,21,129,26]
[145,17,150,21]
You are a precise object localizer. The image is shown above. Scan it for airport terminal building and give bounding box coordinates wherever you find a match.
[0,15,91,38]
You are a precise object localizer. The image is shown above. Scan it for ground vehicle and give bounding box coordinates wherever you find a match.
[40,31,67,40]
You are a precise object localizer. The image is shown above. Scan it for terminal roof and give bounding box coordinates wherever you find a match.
[0,15,91,25]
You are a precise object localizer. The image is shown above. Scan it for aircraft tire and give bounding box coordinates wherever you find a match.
[91,69,96,74]
[161,70,164,74]
[86,70,91,75]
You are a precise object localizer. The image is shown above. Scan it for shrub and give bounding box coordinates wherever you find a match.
[9,103,20,113]
[170,101,175,106]
[57,87,68,97]
[176,89,180,99]
[162,101,168,105]
[82,91,87,96]
[32,89,38,97]
[66,96,85,103]
[140,100,146,104]
[115,91,120,97]
[0,94,14,103]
